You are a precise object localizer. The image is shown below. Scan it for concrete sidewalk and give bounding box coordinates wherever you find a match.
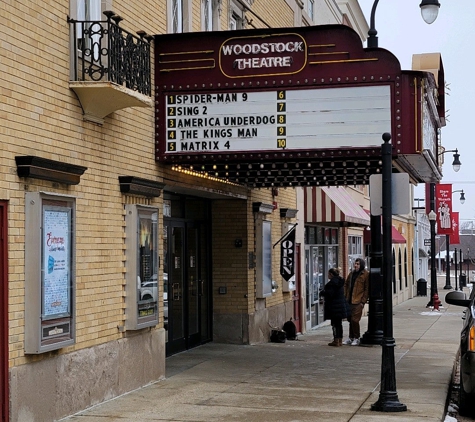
[60,287,463,422]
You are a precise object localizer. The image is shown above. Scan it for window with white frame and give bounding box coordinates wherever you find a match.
[172,0,183,33]
[75,0,102,52]
[348,235,362,256]
[308,0,315,21]
[77,0,101,21]
[202,0,213,31]
[229,0,245,30]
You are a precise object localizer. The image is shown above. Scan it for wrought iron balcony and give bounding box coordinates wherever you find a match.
[68,11,153,124]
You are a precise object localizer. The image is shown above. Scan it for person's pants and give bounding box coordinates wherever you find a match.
[348,303,364,339]
[331,318,343,338]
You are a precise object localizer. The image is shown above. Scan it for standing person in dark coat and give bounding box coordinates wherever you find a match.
[321,267,349,347]
[343,258,369,346]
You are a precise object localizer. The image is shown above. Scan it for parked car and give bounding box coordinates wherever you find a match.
[445,289,475,417]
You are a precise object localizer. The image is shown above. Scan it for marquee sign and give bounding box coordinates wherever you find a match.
[219,33,307,78]
[154,25,445,187]
[166,86,391,154]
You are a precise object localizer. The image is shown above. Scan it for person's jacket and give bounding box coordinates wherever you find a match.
[344,269,369,305]
[322,275,349,320]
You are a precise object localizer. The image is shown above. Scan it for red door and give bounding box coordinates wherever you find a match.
[292,243,302,333]
[0,202,8,422]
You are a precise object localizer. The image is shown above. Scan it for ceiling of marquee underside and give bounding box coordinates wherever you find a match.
[169,156,384,188]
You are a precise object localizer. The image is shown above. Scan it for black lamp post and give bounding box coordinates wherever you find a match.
[444,234,451,289]
[366,1,440,413]
[428,201,437,307]
[443,190,465,289]
[371,133,407,412]
[367,0,441,48]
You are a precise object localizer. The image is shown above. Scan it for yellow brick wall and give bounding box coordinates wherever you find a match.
[251,0,294,28]
[0,0,167,368]
[2,0,300,369]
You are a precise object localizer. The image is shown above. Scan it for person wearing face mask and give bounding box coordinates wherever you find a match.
[343,258,369,346]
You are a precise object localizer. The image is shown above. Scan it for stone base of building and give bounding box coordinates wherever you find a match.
[213,301,294,345]
[9,328,165,421]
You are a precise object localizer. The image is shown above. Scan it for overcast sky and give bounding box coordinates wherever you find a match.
[357,0,475,226]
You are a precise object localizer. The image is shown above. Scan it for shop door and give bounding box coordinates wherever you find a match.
[0,203,8,422]
[165,220,211,356]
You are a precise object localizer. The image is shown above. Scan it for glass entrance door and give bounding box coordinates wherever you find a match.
[164,219,210,356]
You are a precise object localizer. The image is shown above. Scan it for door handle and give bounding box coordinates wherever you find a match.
[172,282,181,300]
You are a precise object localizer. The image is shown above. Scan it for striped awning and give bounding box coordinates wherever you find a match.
[304,187,370,226]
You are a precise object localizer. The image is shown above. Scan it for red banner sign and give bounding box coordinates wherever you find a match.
[435,183,453,235]
[449,212,460,245]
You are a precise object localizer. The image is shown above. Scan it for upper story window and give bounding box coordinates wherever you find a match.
[203,0,213,31]
[77,0,101,21]
[172,0,183,33]
[308,0,315,21]
[75,0,102,50]
[229,0,245,30]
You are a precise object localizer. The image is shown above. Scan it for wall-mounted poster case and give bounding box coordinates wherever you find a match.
[25,192,75,354]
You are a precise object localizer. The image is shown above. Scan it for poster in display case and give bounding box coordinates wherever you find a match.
[25,192,75,354]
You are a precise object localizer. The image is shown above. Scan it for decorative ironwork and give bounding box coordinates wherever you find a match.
[68,11,151,96]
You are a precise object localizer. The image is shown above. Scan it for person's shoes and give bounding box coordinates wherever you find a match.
[328,338,342,347]
[343,338,353,345]
[351,338,360,346]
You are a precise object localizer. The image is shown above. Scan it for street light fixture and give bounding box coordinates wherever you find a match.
[368,0,441,48]
[420,0,441,24]
[453,189,465,204]
[440,149,462,172]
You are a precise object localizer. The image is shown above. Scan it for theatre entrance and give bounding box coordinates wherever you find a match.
[163,194,212,356]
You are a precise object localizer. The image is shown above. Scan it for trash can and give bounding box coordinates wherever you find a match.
[417,278,427,296]
[460,273,467,288]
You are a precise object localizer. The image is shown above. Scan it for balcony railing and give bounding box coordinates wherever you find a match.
[68,11,152,96]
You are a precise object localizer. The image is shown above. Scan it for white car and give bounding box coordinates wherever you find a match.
[139,274,168,323]
[140,274,157,302]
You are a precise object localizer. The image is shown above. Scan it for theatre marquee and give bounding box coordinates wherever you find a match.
[154,25,445,188]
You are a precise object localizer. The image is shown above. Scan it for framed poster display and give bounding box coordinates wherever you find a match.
[124,205,159,329]
[25,192,76,354]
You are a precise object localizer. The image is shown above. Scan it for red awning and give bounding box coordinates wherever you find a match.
[364,223,406,244]
[304,187,370,226]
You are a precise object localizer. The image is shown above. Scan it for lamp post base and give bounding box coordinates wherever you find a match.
[443,284,453,290]
[371,394,407,412]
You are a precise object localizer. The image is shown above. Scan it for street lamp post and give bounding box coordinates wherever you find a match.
[455,248,458,290]
[428,150,462,305]
[366,1,441,413]
[371,133,407,412]
[444,234,451,289]
[428,204,437,307]
[444,190,465,290]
